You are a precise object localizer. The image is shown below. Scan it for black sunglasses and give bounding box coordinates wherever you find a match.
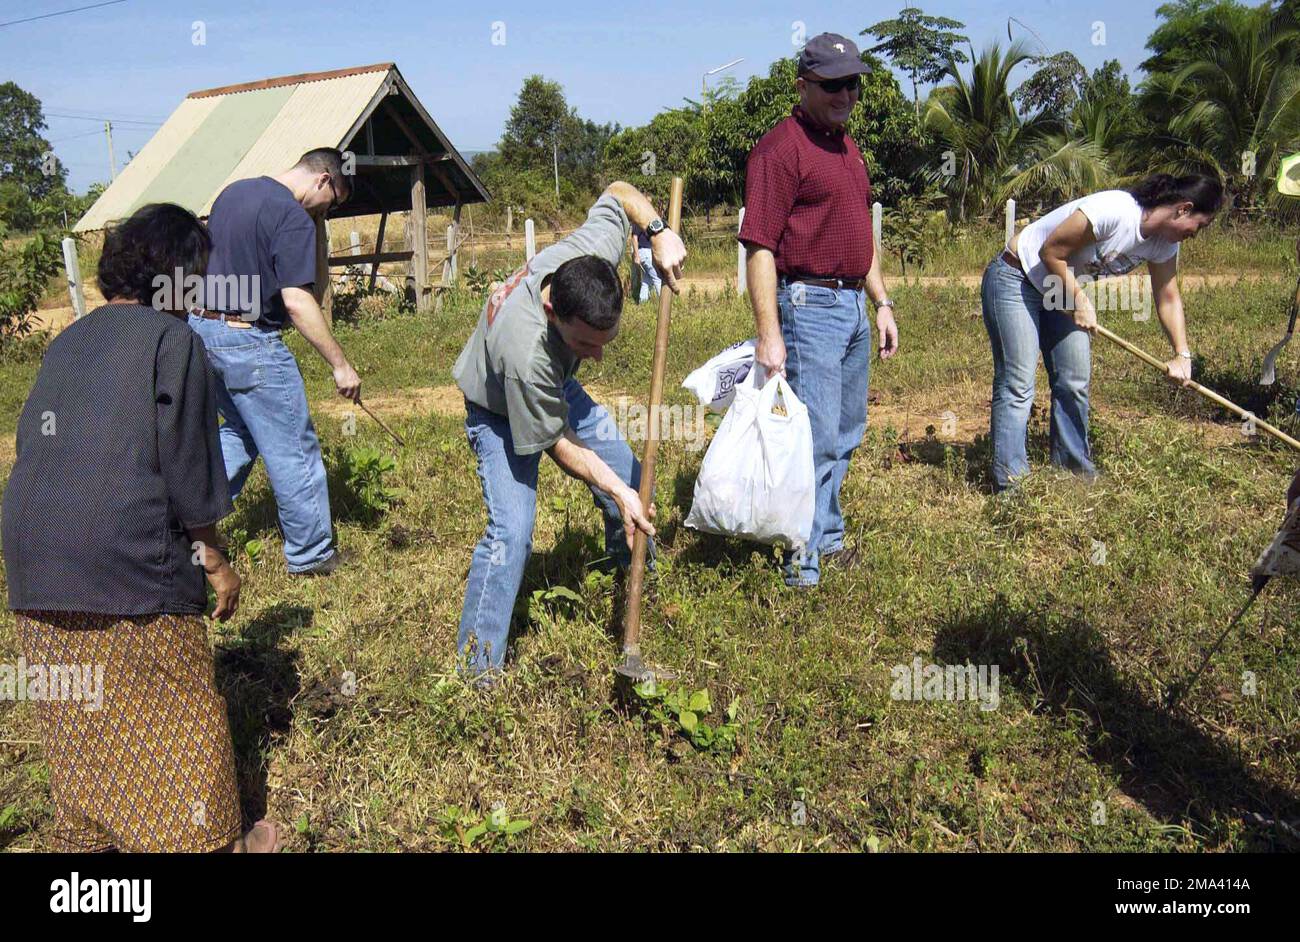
[325,173,347,213]
[807,75,861,94]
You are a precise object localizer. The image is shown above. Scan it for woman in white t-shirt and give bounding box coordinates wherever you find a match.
[981,173,1224,492]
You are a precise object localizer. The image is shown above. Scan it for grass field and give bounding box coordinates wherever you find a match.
[2,261,1299,852]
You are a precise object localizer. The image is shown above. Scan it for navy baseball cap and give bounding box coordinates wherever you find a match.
[798,33,869,79]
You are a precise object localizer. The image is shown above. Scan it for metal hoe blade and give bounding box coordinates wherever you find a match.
[614,649,676,685]
[1259,332,1291,387]
[1260,267,1300,386]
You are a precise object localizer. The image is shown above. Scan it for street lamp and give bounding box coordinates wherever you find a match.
[702,57,745,108]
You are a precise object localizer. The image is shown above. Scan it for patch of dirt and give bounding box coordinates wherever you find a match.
[676,271,1290,298]
[870,379,991,445]
[314,382,628,422]
[32,282,106,335]
[314,385,466,421]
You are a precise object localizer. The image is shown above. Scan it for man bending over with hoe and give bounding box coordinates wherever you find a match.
[452,183,687,679]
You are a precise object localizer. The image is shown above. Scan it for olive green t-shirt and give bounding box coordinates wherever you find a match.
[452,195,631,455]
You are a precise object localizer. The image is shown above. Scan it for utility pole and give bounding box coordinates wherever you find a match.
[552,131,559,198]
[104,121,117,181]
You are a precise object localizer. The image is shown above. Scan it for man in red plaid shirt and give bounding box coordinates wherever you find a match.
[738,31,899,588]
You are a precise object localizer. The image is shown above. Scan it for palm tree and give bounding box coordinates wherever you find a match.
[924,41,1108,219]
[1000,134,1113,210]
[1140,3,1300,210]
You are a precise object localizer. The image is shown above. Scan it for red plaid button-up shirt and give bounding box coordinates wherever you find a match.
[738,105,874,280]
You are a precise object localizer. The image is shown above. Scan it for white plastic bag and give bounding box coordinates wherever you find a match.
[685,371,814,548]
[682,338,755,412]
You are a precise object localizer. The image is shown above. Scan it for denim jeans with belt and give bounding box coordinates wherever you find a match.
[980,254,1094,492]
[458,378,648,676]
[187,315,335,571]
[635,247,661,302]
[777,278,873,587]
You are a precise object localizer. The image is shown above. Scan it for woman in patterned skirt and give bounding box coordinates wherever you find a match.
[1,203,278,853]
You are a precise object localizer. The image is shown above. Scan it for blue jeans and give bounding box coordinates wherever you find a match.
[187,316,335,571]
[778,279,872,587]
[458,379,649,676]
[980,255,1094,492]
[636,247,661,303]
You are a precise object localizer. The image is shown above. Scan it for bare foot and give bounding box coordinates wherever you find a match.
[222,819,281,853]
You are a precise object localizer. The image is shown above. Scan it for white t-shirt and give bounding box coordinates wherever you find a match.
[1014,190,1179,293]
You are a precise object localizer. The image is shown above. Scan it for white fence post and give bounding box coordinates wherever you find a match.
[1005,199,1016,246]
[525,218,536,262]
[349,230,363,285]
[61,237,85,319]
[872,202,882,254]
[444,223,458,284]
[736,207,746,296]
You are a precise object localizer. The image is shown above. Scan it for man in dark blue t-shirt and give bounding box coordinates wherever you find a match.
[189,147,361,576]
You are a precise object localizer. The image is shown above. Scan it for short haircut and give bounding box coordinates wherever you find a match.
[1129,173,1224,215]
[97,203,211,308]
[295,147,350,201]
[550,255,624,330]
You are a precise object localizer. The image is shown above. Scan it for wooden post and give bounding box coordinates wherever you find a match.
[525,217,536,262]
[1005,199,1016,246]
[349,230,362,287]
[369,211,388,292]
[872,201,882,255]
[61,237,86,319]
[410,163,429,312]
[451,199,462,283]
[505,204,513,235]
[736,207,746,296]
[314,216,332,325]
[443,225,456,285]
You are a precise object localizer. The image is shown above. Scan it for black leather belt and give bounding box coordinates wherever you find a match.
[781,274,866,290]
[198,309,254,329]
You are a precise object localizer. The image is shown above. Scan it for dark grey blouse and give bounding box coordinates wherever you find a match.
[2,303,233,615]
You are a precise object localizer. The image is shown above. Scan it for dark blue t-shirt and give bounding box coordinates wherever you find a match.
[203,176,317,329]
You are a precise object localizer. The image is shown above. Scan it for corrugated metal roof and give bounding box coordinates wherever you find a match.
[74,96,221,231]
[205,70,388,215]
[74,63,485,232]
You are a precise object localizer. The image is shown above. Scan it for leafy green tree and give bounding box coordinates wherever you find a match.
[1014,52,1087,119]
[1141,0,1236,75]
[861,7,969,122]
[498,75,569,175]
[0,82,66,206]
[1138,1,1300,211]
[925,41,1114,218]
[689,54,928,210]
[602,106,702,208]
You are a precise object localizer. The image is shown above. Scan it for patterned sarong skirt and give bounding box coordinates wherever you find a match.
[15,610,241,852]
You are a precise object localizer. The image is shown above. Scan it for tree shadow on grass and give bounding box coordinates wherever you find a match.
[214,602,310,825]
[933,594,1299,849]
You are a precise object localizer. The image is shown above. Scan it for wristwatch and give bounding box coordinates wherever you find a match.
[645,217,666,238]
[873,296,895,310]
[1176,350,1193,360]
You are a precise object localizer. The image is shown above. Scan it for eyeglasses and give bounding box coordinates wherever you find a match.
[807,75,861,94]
[325,174,347,213]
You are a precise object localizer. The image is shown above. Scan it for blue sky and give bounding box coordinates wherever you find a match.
[2,0,1169,192]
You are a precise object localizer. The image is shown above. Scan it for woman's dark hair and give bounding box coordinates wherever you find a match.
[1128,173,1224,215]
[97,203,211,308]
[551,255,624,330]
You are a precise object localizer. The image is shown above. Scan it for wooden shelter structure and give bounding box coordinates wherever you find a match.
[74,62,489,312]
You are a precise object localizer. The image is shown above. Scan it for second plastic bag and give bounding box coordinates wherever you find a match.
[684,370,815,548]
